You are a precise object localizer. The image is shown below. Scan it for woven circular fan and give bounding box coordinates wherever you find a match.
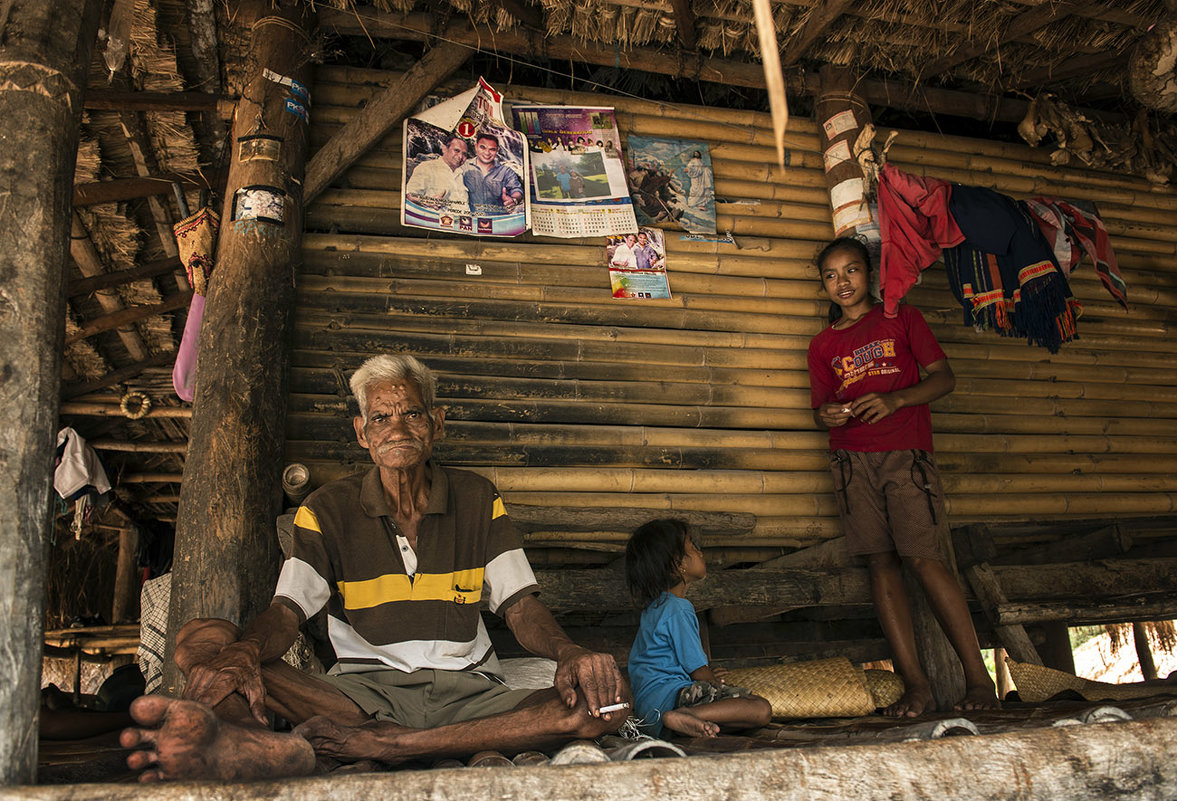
[724,657,876,720]
[1006,657,1173,703]
[864,668,905,708]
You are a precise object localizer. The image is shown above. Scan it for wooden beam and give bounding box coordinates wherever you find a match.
[68,256,181,298]
[303,41,469,203]
[668,0,697,50]
[964,563,1043,665]
[993,524,1131,565]
[781,0,853,67]
[60,351,175,400]
[59,401,192,418]
[91,439,187,453]
[0,0,102,784]
[15,716,1177,800]
[318,9,1042,124]
[83,88,231,113]
[115,110,184,274]
[536,558,1177,613]
[1014,50,1128,90]
[72,172,217,206]
[124,473,183,483]
[997,597,1177,627]
[924,1,1094,76]
[63,291,191,344]
[70,211,149,361]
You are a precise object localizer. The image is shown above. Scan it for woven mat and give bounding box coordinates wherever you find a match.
[864,668,905,709]
[1007,658,1175,703]
[724,657,877,720]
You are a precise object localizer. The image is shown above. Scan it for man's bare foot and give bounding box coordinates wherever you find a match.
[884,684,935,718]
[661,709,719,738]
[295,715,407,764]
[120,695,315,782]
[954,683,1000,712]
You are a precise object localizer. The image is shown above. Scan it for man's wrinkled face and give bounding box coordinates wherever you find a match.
[475,136,499,166]
[441,139,468,170]
[354,380,444,471]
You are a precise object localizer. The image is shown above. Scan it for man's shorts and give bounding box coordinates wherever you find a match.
[322,668,539,729]
[828,449,949,561]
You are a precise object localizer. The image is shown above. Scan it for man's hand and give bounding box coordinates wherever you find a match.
[554,644,624,719]
[182,639,268,724]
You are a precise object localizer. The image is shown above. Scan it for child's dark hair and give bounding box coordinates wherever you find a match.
[625,518,692,609]
[815,237,873,324]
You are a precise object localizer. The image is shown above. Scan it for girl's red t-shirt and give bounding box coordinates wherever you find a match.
[807,304,947,453]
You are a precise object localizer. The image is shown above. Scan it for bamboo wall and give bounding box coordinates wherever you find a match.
[290,64,1177,563]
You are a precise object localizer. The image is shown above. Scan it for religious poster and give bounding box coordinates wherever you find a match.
[511,105,637,238]
[625,136,716,234]
[607,227,671,299]
[402,78,528,237]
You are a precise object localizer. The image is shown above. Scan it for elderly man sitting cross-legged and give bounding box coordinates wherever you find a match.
[121,354,628,782]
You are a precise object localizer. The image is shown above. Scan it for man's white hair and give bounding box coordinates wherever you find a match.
[349,354,437,420]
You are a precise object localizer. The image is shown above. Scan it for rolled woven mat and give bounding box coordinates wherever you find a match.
[724,657,878,720]
[1006,657,1177,703]
[864,668,905,709]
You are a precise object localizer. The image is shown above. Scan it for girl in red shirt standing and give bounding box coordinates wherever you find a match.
[807,237,998,717]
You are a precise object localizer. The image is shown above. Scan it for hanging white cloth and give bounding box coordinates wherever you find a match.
[54,427,112,499]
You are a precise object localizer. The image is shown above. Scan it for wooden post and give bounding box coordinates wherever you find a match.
[902,569,966,710]
[163,1,316,695]
[1132,621,1158,680]
[111,528,141,624]
[1037,623,1077,674]
[0,0,101,785]
[815,66,879,256]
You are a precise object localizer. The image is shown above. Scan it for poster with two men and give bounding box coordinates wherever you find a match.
[401,78,528,237]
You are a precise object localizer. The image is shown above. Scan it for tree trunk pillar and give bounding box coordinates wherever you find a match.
[164,1,316,695]
[815,66,881,263]
[0,0,101,784]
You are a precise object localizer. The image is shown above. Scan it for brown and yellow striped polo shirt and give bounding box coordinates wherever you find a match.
[273,464,538,677]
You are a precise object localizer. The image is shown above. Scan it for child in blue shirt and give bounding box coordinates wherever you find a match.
[625,519,772,737]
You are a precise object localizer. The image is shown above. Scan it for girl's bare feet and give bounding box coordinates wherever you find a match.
[661,709,719,738]
[884,683,935,717]
[120,696,315,782]
[955,682,1000,712]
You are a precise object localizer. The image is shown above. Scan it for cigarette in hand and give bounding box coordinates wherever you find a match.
[599,702,630,714]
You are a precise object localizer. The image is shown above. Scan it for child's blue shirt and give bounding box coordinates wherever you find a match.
[627,591,709,735]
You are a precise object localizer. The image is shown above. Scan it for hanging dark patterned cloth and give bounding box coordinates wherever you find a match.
[1022,197,1127,309]
[943,185,1081,353]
